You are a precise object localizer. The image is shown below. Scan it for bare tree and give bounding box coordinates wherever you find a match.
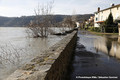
[63,16,76,30]
[0,44,26,66]
[27,1,54,38]
[71,9,77,22]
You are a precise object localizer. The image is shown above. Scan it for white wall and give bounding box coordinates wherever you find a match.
[94,6,120,27]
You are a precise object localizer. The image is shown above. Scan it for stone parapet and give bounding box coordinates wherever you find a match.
[5,31,77,80]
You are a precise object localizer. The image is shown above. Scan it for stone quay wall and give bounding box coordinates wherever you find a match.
[6,31,77,80]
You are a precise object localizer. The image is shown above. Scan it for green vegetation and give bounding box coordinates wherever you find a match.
[89,27,101,32]
[100,12,118,33]
[105,12,114,26]
[88,28,119,36]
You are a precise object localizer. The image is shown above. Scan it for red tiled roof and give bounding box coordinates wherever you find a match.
[96,21,104,23]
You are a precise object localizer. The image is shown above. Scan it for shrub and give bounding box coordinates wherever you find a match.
[99,13,118,33]
[94,27,101,32]
[105,12,114,26]
[104,27,118,33]
[89,27,94,31]
[89,27,101,32]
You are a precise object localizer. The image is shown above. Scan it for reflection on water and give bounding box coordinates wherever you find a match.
[118,37,120,43]
[0,27,64,80]
[94,35,120,59]
[77,31,120,60]
[69,31,120,80]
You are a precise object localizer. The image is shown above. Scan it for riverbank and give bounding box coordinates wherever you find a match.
[87,30,119,36]
[5,31,77,80]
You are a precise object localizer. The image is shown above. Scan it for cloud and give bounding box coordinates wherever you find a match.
[0,0,120,17]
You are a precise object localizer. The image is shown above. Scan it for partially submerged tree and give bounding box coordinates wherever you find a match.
[62,16,76,30]
[27,1,54,38]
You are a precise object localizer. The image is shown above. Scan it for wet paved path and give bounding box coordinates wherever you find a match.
[69,31,120,80]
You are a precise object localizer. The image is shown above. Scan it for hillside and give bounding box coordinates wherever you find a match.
[0,14,94,27]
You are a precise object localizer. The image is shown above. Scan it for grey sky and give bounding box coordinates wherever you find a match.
[0,0,120,17]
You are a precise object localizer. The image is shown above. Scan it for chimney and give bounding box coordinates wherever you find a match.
[111,3,115,7]
[98,7,100,12]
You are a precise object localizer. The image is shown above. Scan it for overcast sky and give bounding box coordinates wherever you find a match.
[0,0,120,17]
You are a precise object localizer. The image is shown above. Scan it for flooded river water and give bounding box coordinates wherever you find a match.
[69,31,120,80]
[0,27,64,80]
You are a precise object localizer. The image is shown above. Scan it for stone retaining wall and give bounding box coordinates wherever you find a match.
[6,31,77,80]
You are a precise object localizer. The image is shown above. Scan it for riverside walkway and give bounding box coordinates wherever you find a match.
[69,31,120,80]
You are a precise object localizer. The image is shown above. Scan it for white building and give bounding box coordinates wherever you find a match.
[94,4,120,27]
[76,22,80,28]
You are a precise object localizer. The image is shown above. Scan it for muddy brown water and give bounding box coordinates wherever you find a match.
[0,27,65,80]
[69,31,120,80]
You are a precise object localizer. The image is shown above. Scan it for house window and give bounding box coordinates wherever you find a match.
[96,17,98,21]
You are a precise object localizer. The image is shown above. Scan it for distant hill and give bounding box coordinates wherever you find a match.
[0,14,94,27]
